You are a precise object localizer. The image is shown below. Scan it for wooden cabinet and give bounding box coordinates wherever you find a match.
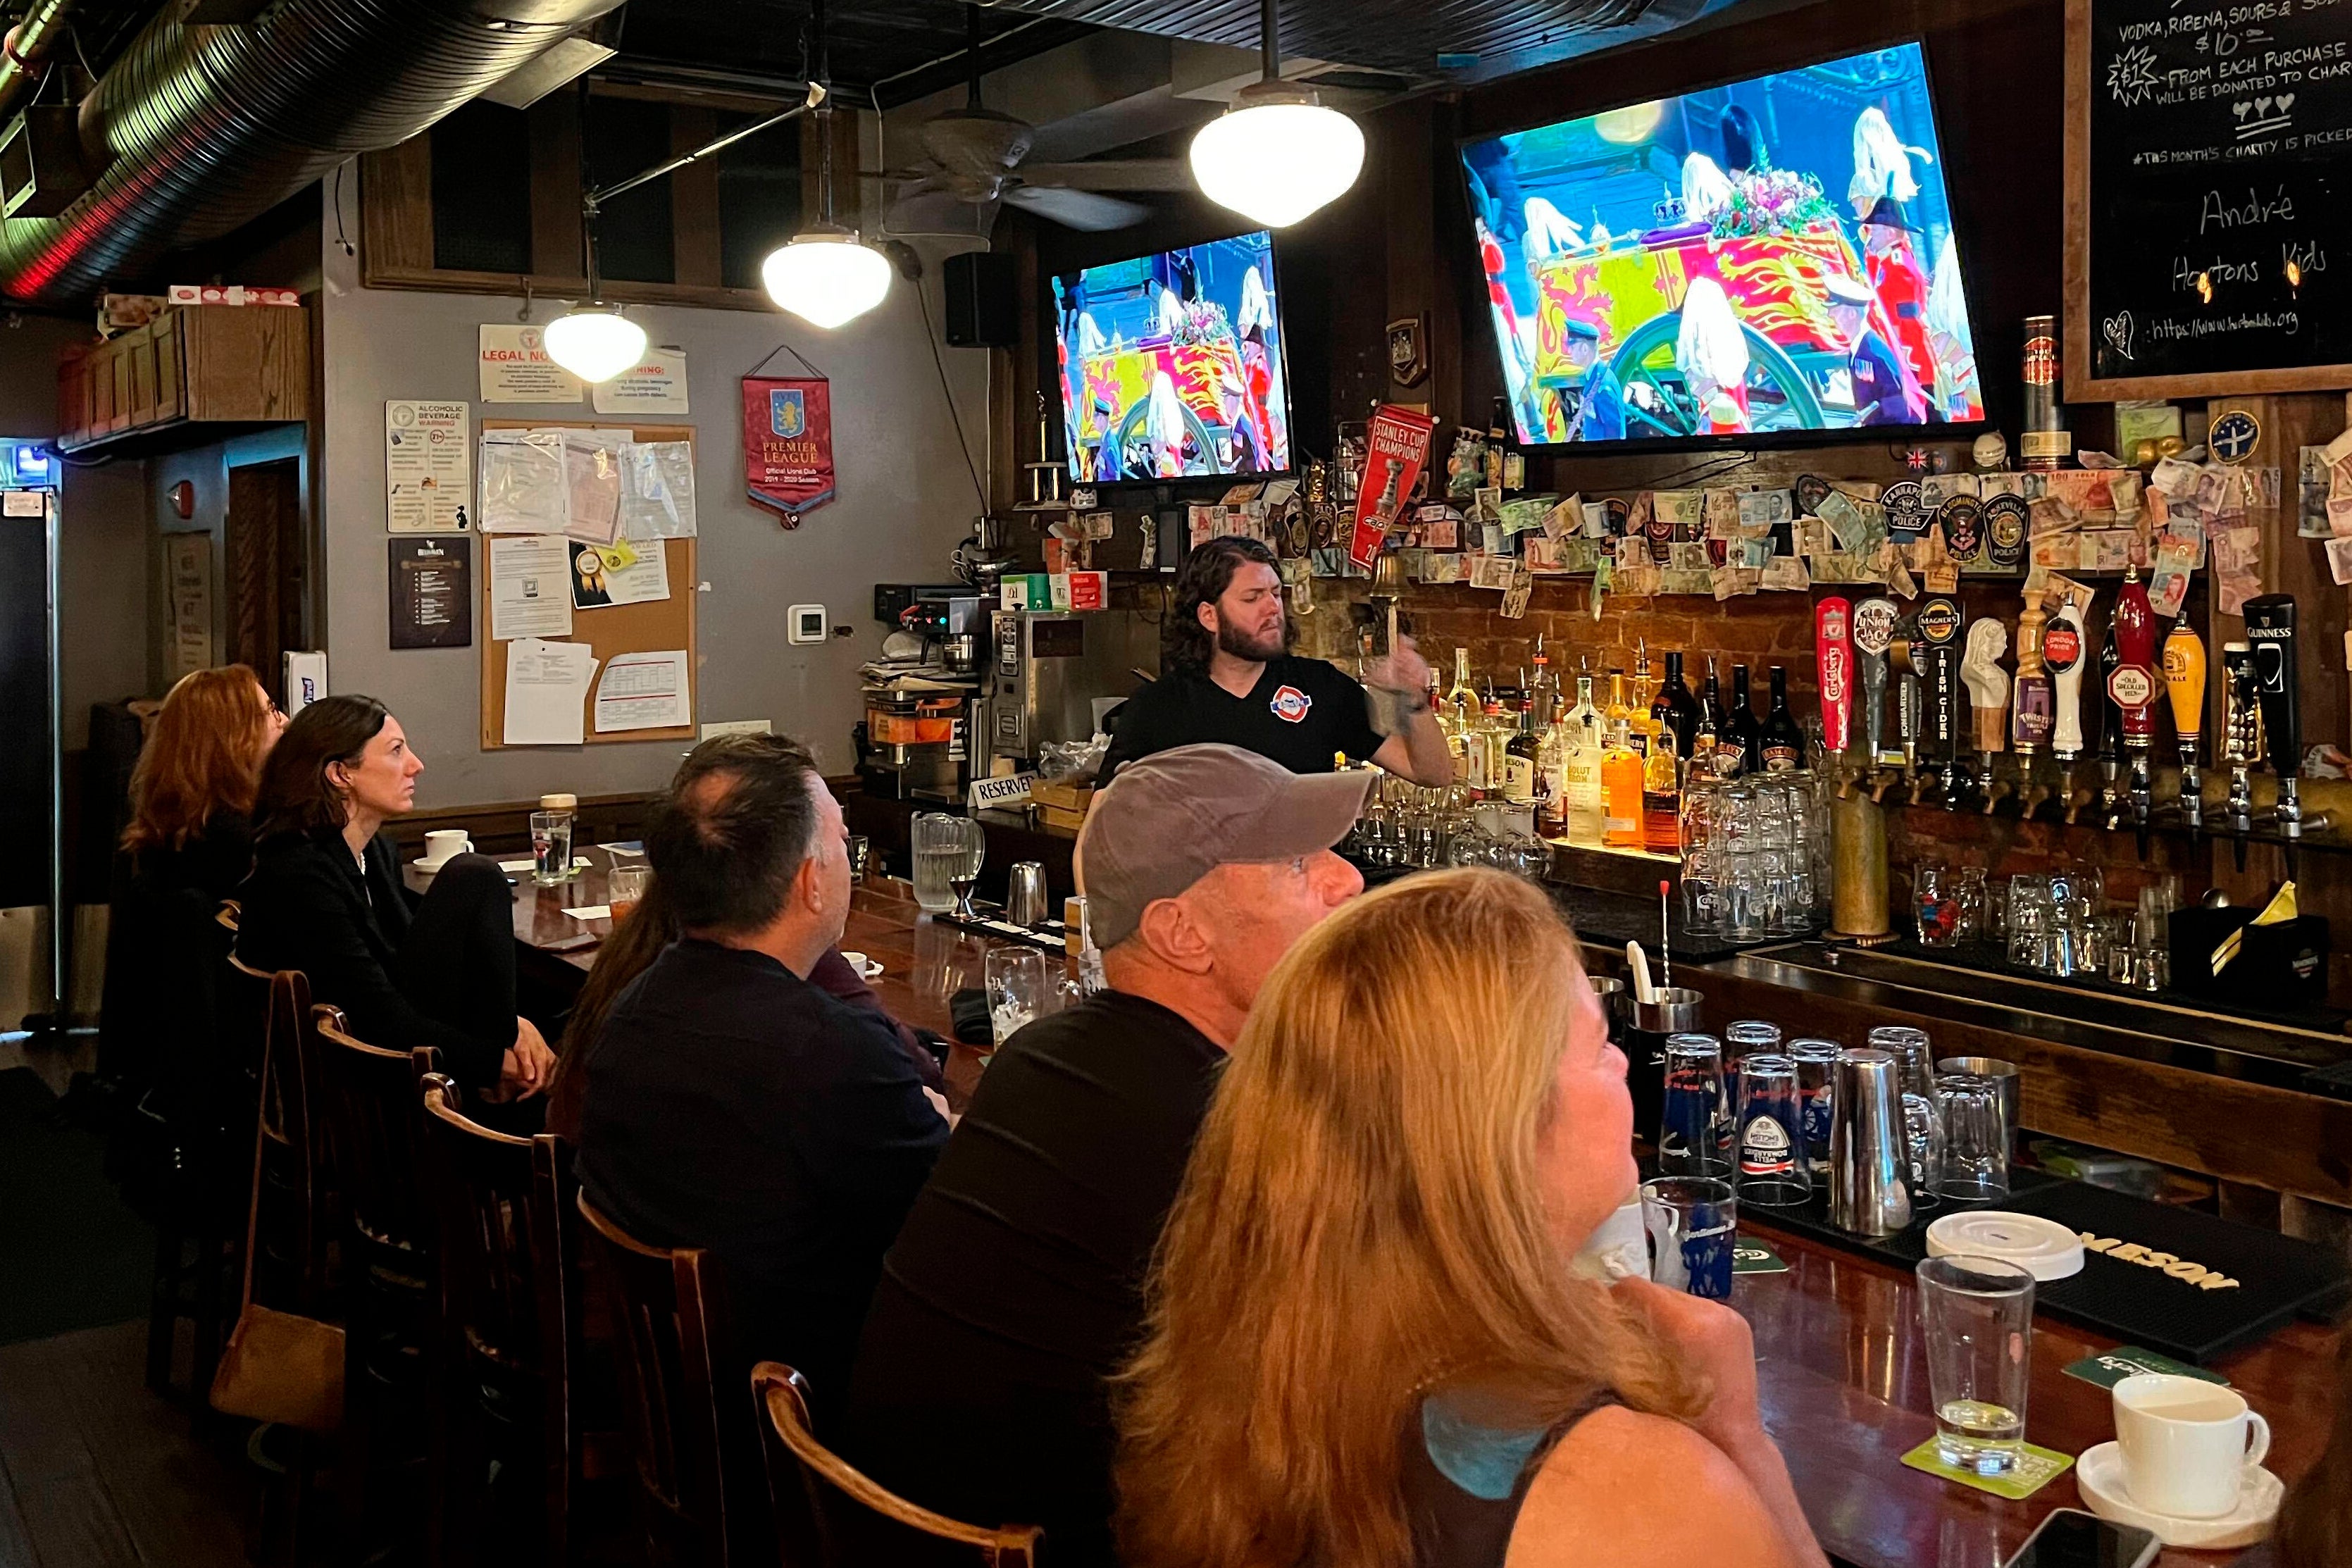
[56,302,309,452]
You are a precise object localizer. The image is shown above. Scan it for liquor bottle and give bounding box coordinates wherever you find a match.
[1537,706,1570,835]
[1642,728,1682,854]
[1655,651,1704,766]
[1505,690,1542,805]
[1601,720,1645,849]
[1761,666,1807,772]
[1725,663,1765,776]
[1487,395,1511,492]
[1631,641,1660,757]
[1480,691,1512,796]
[1695,657,1730,778]
[1528,635,1559,729]
[1560,676,1606,845]
[1446,646,1479,731]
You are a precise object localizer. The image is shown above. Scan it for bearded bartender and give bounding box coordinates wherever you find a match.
[1097,536,1455,786]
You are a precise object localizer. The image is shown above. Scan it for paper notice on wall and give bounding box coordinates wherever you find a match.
[479,324,583,404]
[591,349,688,414]
[488,534,573,640]
[165,532,213,680]
[562,435,623,545]
[386,400,471,533]
[593,649,692,733]
[620,440,697,537]
[478,430,568,533]
[569,537,669,608]
[503,639,597,745]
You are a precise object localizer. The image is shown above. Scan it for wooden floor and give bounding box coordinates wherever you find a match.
[0,1321,256,1568]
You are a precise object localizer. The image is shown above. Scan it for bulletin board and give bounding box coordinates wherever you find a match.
[478,420,699,749]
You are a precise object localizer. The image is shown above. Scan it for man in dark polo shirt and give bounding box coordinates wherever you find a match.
[840,745,1369,1563]
[1097,535,1454,784]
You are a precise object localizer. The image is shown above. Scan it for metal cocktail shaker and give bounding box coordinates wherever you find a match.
[1829,1048,1913,1237]
[1004,861,1051,927]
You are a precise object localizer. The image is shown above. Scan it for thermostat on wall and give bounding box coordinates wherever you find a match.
[788,604,826,645]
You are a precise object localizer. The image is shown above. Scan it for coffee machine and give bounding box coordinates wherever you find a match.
[977,608,1162,773]
[858,585,987,802]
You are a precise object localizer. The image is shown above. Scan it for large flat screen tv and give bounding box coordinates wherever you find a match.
[1053,230,1292,482]
[1459,42,1984,448]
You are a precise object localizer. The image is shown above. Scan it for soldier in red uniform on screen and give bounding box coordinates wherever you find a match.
[1858,197,1934,394]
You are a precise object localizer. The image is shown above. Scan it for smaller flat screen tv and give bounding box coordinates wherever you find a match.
[1459,42,1984,447]
[1052,230,1292,482]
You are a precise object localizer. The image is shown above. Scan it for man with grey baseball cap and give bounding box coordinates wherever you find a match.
[843,745,1369,1565]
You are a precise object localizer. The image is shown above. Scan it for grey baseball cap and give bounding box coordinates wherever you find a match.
[1078,743,1371,950]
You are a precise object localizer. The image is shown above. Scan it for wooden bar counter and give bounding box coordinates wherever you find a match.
[514,854,2335,1567]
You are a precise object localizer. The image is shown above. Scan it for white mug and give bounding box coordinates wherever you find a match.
[421,830,472,868]
[2112,1372,2271,1519]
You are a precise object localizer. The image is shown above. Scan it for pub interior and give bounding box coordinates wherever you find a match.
[6,0,2352,1564]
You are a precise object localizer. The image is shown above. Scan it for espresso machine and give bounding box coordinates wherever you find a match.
[857,584,987,802]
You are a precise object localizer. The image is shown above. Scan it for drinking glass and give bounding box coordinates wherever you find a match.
[1869,1024,1943,1205]
[1658,1033,1731,1178]
[1917,1255,2035,1476]
[1789,1039,1842,1175]
[1936,1074,2011,1202]
[1724,1020,1783,1059]
[911,812,984,914]
[1915,863,1960,947]
[529,810,573,886]
[1734,1054,1810,1207]
[1955,866,1989,943]
[607,865,649,927]
[983,947,1048,1049]
[1641,1176,1737,1300]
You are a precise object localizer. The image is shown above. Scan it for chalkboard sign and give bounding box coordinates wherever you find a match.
[2065,0,2352,398]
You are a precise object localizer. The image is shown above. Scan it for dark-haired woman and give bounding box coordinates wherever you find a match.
[238,695,554,1102]
[100,666,287,1108]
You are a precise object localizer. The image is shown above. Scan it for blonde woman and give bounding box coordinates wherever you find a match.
[1117,869,1826,1568]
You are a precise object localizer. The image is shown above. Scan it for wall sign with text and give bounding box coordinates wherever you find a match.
[2065,0,2352,397]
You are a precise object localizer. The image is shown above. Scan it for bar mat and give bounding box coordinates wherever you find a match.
[929,904,1069,952]
[1733,1169,2347,1364]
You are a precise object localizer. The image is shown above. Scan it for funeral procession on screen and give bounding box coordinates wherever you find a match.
[1054,230,1293,483]
[1463,43,1988,447]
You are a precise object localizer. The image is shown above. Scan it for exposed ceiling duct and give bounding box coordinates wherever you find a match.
[0,0,624,305]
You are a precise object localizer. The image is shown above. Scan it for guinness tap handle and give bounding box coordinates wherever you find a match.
[2244,595,2301,780]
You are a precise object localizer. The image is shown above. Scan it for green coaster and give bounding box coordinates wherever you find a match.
[1899,1436,2074,1500]
[1732,1240,1789,1274]
[2061,1345,2230,1391]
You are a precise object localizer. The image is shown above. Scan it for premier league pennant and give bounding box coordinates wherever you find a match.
[742,373,836,527]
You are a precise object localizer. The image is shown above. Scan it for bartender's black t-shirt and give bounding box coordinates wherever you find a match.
[1097,654,1387,781]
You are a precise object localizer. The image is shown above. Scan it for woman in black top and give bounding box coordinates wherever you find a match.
[238,695,554,1101]
[101,665,287,1110]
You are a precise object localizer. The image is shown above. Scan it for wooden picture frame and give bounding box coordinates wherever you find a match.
[2062,0,2352,401]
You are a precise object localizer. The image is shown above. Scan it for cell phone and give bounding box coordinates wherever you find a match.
[2003,1508,2160,1568]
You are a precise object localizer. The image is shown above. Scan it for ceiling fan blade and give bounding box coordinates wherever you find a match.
[1014,158,1193,192]
[1004,185,1149,232]
[885,188,1000,240]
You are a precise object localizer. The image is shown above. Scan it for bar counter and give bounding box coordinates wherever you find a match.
[511,854,2337,1566]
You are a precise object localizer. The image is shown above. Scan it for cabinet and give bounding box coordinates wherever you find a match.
[56,302,308,452]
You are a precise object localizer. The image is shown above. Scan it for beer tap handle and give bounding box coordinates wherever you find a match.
[2163,621,2207,835]
[2048,590,2089,761]
[1817,598,1855,769]
[2244,595,2303,834]
[1961,616,2009,778]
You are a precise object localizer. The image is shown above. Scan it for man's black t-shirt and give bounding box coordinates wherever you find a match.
[840,990,1224,1566]
[1097,654,1386,781]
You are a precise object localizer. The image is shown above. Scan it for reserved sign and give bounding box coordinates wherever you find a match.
[969,772,1038,812]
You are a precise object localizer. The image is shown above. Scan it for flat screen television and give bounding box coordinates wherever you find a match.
[1458,42,1984,448]
[1052,229,1292,482]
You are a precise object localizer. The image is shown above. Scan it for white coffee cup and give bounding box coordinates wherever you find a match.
[2112,1372,2271,1519]
[421,830,472,869]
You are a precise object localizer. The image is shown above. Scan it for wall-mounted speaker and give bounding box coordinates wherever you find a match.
[942,251,1018,349]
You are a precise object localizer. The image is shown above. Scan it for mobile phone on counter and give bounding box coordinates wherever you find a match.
[2002,1509,2158,1568]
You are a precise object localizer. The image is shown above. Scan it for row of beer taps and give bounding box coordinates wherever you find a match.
[1813,575,2321,865]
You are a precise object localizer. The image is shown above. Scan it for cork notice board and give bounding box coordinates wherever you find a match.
[478,420,699,748]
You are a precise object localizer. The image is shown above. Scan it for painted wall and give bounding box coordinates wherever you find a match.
[318,177,991,808]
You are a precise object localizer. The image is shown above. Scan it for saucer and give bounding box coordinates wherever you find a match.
[838,950,885,981]
[2076,1441,2281,1548]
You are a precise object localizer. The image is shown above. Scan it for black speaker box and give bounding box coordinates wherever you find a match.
[943,251,1018,347]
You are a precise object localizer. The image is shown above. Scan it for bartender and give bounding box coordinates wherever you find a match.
[1097,535,1454,785]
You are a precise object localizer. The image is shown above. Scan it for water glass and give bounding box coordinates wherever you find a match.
[1936,1074,2011,1202]
[983,947,1048,1048]
[1955,866,1989,943]
[529,810,573,886]
[1917,1255,2035,1476]
[912,811,985,914]
[1658,1033,1731,1178]
[1870,1026,1943,1207]
[1734,1054,1810,1207]
[1724,1019,1783,1059]
[1789,1039,1842,1174]
[607,865,649,927]
[1915,863,1960,947]
[1641,1176,1738,1300]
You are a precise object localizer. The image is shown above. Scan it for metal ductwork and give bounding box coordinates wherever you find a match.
[0,0,625,304]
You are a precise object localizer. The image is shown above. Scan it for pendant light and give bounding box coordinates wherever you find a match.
[545,99,648,384]
[761,0,892,328]
[1188,0,1363,228]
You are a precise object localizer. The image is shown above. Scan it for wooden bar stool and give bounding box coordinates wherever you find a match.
[749,1363,1041,1568]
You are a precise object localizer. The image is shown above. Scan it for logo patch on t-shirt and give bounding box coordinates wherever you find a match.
[1269,684,1314,723]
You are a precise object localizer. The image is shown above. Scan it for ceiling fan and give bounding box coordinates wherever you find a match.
[869,6,1190,236]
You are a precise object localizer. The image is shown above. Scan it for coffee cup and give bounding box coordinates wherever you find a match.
[421,830,472,869]
[2112,1372,2271,1519]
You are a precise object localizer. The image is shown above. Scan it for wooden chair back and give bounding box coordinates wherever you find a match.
[308,1004,434,1262]
[749,1363,1041,1568]
[576,1190,750,1568]
[531,1135,591,1567]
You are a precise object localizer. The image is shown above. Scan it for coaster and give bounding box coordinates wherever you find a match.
[2062,1345,2231,1391]
[1899,1436,2074,1499]
[1733,1240,1789,1274]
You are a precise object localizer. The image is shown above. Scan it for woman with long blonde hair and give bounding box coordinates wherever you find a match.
[1117,869,1825,1568]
